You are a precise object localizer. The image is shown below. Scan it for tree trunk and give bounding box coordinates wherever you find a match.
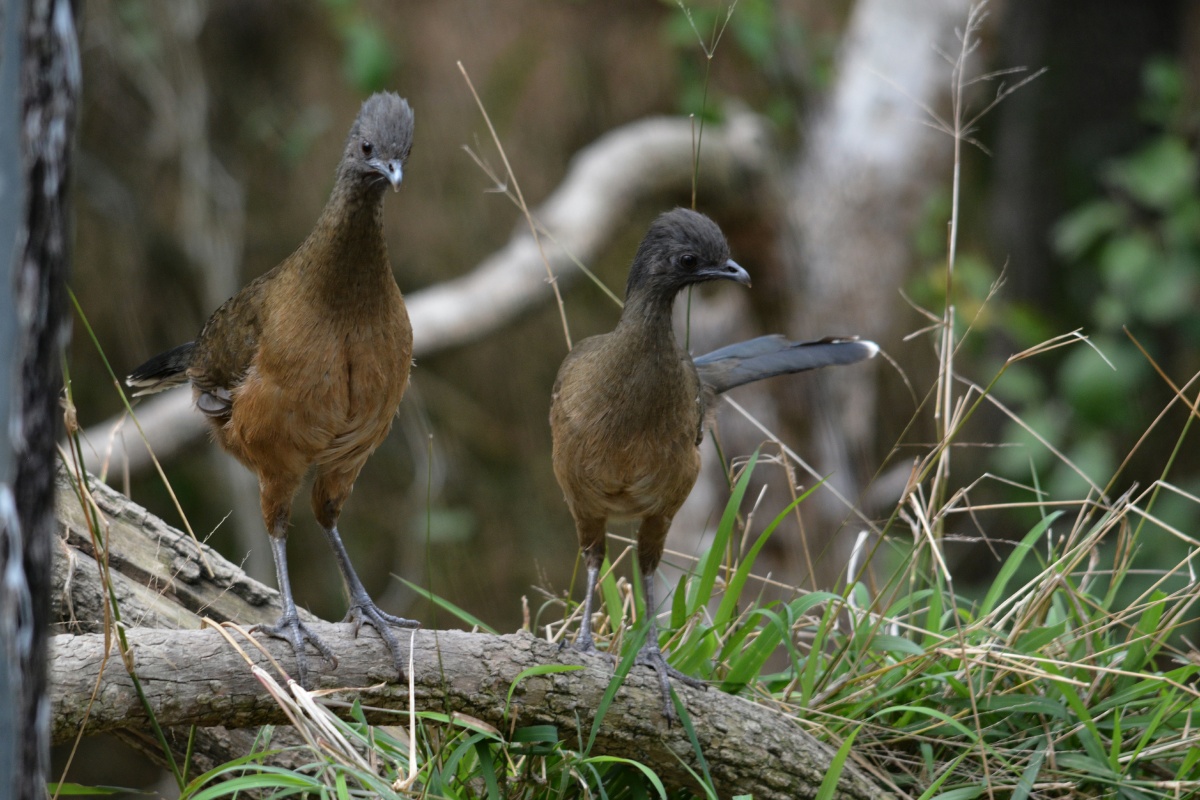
[1,1,79,797]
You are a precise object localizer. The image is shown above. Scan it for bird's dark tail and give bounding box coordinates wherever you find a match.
[126,342,196,397]
[695,335,878,395]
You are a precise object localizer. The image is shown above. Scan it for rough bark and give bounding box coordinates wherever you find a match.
[50,465,890,799]
[1,1,79,797]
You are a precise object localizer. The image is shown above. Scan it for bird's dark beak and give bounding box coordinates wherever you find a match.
[701,258,751,287]
[371,159,404,192]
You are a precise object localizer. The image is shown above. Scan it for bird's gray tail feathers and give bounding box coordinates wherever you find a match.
[126,342,196,396]
[695,335,878,395]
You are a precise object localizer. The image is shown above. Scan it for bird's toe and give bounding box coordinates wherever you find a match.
[344,601,419,680]
[254,615,338,687]
[634,643,706,724]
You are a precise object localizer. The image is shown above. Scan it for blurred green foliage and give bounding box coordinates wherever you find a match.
[1024,57,1198,498]
[663,0,828,125]
[321,0,397,94]
[904,57,1199,601]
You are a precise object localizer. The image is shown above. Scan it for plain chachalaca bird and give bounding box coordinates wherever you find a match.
[550,208,877,720]
[127,92,418,686]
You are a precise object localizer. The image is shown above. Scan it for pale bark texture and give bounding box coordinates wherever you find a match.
[50,466,891,799]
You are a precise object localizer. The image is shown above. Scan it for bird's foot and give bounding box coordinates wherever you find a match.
[254,614,338,689]
[563,635,617,666]
[343,600,420,681]
[635,642,706,725]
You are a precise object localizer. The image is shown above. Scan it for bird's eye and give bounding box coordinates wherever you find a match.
[361,141,374,157]
[680,254,698,269]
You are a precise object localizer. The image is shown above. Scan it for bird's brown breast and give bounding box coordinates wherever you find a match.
[191,239,412,480]
[550,331,702,522]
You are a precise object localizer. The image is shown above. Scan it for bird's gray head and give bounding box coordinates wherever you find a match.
[341,92,414,192]
[625,208,751,299]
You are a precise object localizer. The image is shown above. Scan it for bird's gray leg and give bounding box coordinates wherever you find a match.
[323,523,419,679]
[255,534,338,688]
[634,516,706,723]
[634,572,707,723]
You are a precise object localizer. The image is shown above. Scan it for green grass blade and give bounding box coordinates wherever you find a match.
[669,688,715,795]
[712,480,821,630]
[600,555,623,636]
[473,740,502,800]
[926,788,985,800]
[687,450,760,614]
[46,785,127,796]
[580,757,668,800]
[586,624,645,755]
[719,608,785,691]
[504,663,584,716]
[1123,591,1166,671]
[400,578,497,633]
[184,769,323,800]
[1012,741,1047,800]
[869,705,979,741]
[979,511,1062,617]
[815,725,860,800]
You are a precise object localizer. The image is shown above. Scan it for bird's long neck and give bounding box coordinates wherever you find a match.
[299,172,393,303]
[615,288,680,354]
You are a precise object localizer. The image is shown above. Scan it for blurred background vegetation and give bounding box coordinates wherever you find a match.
[59,0,1199,791]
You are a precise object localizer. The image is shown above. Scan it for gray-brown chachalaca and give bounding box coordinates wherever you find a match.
[127,92,418,686]
[550,207,877,721]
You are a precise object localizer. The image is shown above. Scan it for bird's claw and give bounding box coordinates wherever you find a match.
[254,615,338,688]
[564,636,617,667]
[343,601,420,681]
[635,644,706,725]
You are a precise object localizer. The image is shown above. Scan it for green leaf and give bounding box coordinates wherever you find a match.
[580,756,668,800]
[867,634,926,657]
[712,479,821,630]
[670,569,689,629]
[185,769,323,800]
[1133,256,1198,323]
[473,739,502,800]
[869,705,978,740]
[688,451,760,614]
[815,725,861,800]
[719,608,787,690]
[400,578,497,633]
[341,19,394,93]
[587,625,646,754]
[511,724,559,744]
[1055,753,1120,780]
[1014,619,1067,653]
[1012,742,1047,800]
[600,556,624,637]
[1107,135,1197,209]
[1123,591,1166,671]
[926,788,986,800]
[1046,669,1108,764]
[1053,200,1125,258]
[1099,231,1156,290]
[505,663,585,715]
[974,693,1067,720]
[980,511,1062,616]
[46,785,128,797]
